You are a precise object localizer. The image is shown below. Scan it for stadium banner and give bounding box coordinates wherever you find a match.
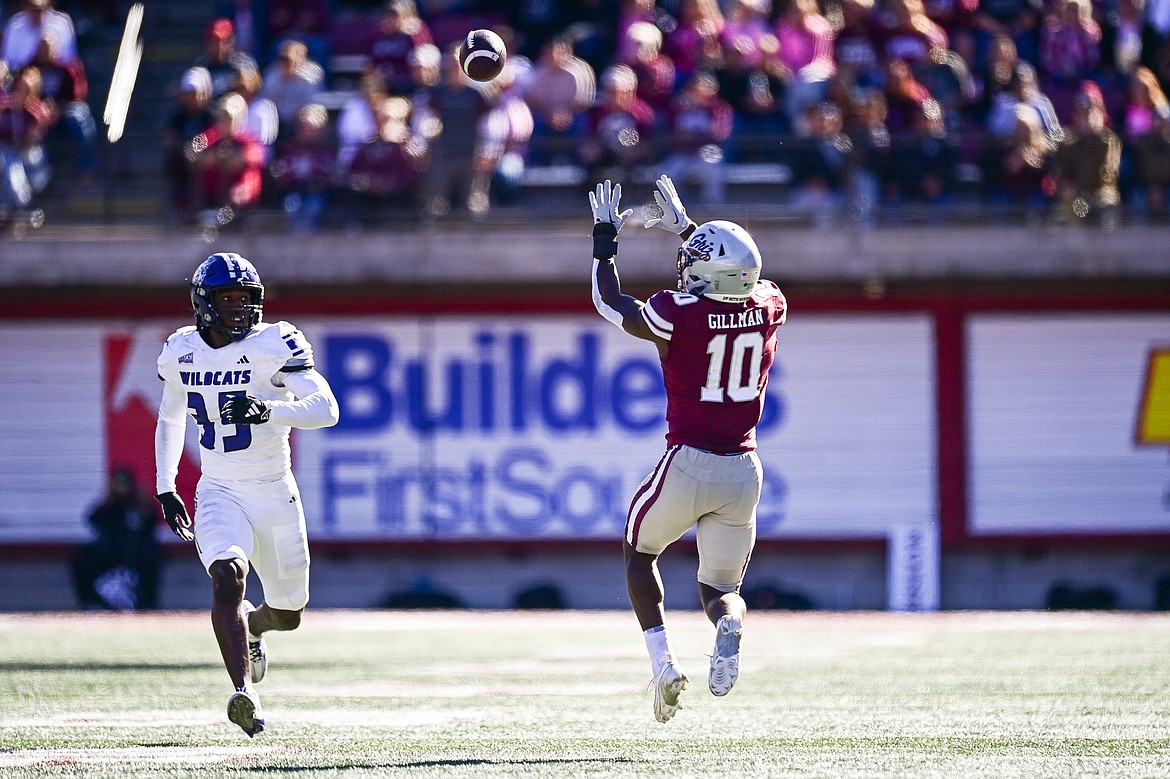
[0,315,938,609]
[967,314,1170,535]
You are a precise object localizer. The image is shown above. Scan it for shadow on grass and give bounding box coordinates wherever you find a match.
[241,757,636,772]
[0,662,221,672]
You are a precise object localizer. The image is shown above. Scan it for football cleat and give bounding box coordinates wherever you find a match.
[652,658,688,723]
[708,616,743,697]
[227,688,265,737]
[241,600,267,683]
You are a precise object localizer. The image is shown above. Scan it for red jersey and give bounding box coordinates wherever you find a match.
[642,280,786,453]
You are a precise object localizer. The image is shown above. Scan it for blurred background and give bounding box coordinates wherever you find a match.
[0,0,1167,614]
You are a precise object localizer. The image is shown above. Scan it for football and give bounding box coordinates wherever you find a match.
[458,29,506,82]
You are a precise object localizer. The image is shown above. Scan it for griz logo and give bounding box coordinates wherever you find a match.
[686,233,717,262]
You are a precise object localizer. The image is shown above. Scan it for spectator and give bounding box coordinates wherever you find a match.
[615,0,661,65]
[479,62,534,208]
[260,39,324,135]
[969,33,1019,124]
[368,0,434,96]
[270,102,333,232]
[775,0,837,127]
[1100,0,1146,76]
[915,46,977,133]
[164,66,215,222]
[417,44,492,219]
[624,22,676,124]
[228,63,279,162]
[563,0,618,77]
[579,64,657,182]
[405,42,442,139]
[835,0,883,90]
[0,65,53,223]
[661,70,733,205]
[664,0,725,86]
[845,86,893,225]
[788,101,851,227]
[195,18,260,99]
[887,97,959,212]
[265,0,332,71]
[987,61,1062,150]
[714,34,788,154]
[70,468,161,611]
[984,102,1054,215]
[972,0,1043,69]
[189,92,266,231]
[344,95,426,222]
[878,0,949,67]
[922,0,978,61]
[1122,65,1169,137]
[503,0,576,61]
[214,0,261,58]
[521,35,596,164]
[1124,66,1170,216]
[1054,82,1121,224]
[1039,0,1102,123]
[1141,0,1170,75]
[719,0,777,71]
[1146,21,1170,92]
[1,0,78,72]
[336,69,390,172]
[884,58,933,133]
[29,34,96,177]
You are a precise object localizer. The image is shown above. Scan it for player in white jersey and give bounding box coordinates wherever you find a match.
[154,252,339,737]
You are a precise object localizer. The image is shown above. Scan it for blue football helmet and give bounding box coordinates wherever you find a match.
[190,252,264,341]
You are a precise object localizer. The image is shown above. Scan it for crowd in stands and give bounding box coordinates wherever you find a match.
[0,0,98,225]
[4,0,1170,229]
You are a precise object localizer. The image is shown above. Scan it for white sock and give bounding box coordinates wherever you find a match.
[643,625,676,677]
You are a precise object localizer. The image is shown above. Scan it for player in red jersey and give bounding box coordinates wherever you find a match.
[589,175,786,723]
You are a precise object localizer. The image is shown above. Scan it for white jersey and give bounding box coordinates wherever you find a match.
[156,321,322,487]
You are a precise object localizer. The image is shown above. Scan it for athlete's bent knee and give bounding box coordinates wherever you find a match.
[208,558,246,601]
[270,607,302,631]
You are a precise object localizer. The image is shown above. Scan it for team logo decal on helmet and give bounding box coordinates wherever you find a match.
[190,252,265,341]
[677,221,762,304]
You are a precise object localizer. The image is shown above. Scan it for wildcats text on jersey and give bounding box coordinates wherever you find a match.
[708,309,765,330]
[180,369,253,386]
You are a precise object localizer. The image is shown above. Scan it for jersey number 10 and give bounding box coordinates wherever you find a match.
[701,332,765,403]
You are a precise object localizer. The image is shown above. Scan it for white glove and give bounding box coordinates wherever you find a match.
[588,179,633,232]
[643,174,689,234]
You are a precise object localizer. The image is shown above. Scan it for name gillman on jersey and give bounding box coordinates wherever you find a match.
[707,309,765,330]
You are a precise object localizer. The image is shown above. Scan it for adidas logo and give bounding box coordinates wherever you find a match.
[236,355,250,364]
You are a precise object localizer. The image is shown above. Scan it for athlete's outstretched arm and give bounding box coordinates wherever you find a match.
[589,179,662,346]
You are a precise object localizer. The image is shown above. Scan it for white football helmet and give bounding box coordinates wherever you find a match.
[676,220,762,303]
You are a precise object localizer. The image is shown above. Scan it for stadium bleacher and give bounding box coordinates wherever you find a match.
[4,0,1169,233]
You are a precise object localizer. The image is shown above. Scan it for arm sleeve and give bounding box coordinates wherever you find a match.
[154,376,188,495]
[265,368,340,430]
[591,259,625,328]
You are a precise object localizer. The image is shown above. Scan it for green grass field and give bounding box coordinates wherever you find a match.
[2,610,1169,777]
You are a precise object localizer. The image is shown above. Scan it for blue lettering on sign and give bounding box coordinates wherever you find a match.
[323,329,785,435]
[324,335,394,430]
[320,445,789,538]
